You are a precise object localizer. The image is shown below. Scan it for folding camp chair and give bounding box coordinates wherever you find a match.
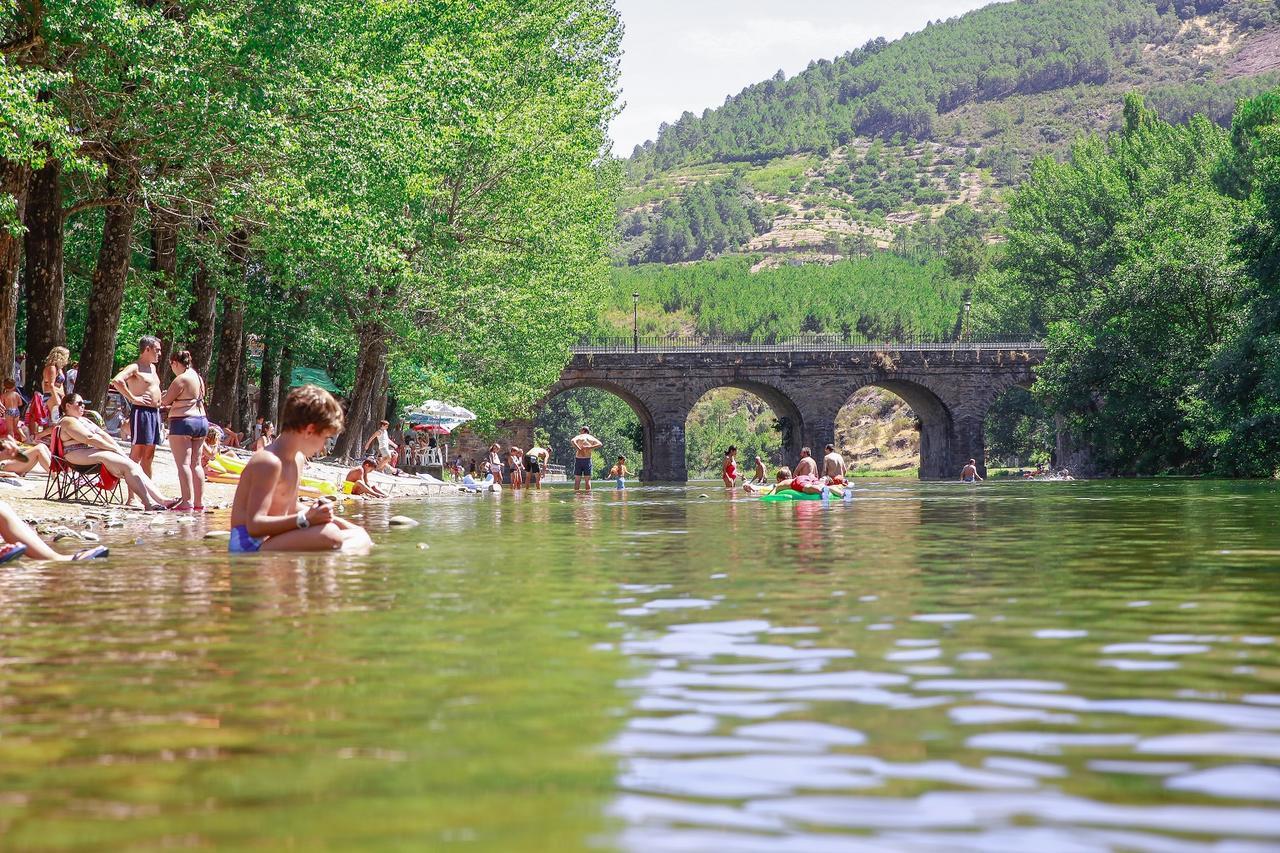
[44,427,125,506]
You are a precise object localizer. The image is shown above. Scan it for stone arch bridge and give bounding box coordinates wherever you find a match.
[514,339,1046,482]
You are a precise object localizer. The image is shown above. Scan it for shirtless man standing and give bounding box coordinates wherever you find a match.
[961,459,983,483]
[111,336,163,490]
[822,443,846,482]
[794,446,817,478]
[571,426,603,493]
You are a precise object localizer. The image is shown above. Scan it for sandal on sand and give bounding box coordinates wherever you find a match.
[169,502,194,512]
[70,545,109,561]
[0,543,27,564]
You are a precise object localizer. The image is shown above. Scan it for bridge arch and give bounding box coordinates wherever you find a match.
[536,378,658,474]
[834,377,954,479]
[681,377,806,469]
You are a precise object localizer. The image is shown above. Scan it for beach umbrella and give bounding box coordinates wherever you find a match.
[405,400,476,429]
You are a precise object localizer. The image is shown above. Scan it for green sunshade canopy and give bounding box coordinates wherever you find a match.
[289,367,343,395]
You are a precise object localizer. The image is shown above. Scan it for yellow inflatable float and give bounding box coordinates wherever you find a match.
[206,452,340,498]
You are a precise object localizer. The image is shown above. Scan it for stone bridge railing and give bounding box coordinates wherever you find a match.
[573,334,1043,355]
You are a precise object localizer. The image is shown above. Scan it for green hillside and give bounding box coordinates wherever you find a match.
[613,0,1280,273]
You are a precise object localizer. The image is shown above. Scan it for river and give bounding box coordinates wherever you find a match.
[0,480,1277,849]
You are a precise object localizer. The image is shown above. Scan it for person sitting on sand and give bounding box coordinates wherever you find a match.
[253,422,275,451]
[0,498,108,562]
[56,395,177,510]
[200,428,223,477]
[345,457,389,498]
[228,385,372,553]
[0,437,50,480]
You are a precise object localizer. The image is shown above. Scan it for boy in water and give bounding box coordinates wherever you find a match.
[608,455,629,490]
[228,385,373,553]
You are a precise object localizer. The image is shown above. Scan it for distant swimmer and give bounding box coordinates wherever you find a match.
[794,446,817,478]
[751,455,767,484]
[961,459,983,483]
[822,443,846,482]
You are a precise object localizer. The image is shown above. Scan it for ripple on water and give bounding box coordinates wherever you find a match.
[1165,765,1280,801]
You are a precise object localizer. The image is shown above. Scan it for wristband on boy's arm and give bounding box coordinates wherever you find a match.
[296,509,310,529]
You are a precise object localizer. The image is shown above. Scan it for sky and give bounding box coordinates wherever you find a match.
[610,0,992,155]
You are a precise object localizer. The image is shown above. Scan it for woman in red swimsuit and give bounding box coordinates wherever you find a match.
[722,445,739,488]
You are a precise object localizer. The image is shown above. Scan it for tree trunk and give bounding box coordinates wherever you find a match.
[369,357,389,436]
[0,160,30,381]
[235,328,252,436]
[208,231,248,427]
[22,158,63,380]
[332,321,386,460]
[208,296,244,426]
[257,333,280,425]
[148,204,179,384]
[276,346,293,425]
[187,259,217,377]
[77,197,138,411]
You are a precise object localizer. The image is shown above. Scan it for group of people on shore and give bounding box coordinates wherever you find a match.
[0,335,376,560]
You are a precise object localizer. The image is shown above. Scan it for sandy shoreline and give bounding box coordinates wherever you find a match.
[1,445,450,531]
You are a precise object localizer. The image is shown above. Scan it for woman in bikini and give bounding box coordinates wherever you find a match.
[56,395,175,510]
[722,446,740,489]
[161,350,209,511]
[41,346,69,412]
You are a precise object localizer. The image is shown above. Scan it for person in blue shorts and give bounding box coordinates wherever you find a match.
[111,336,164,494]
[570,426,602,493]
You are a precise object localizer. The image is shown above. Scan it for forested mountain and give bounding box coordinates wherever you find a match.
[628,0,1280,172]
[609,0,1280,276]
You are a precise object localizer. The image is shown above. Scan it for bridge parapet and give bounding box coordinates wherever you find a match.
[573,334,1043,356]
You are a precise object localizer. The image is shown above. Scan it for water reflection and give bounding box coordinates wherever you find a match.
[0,480,1277,848]
[610,481,1280,851]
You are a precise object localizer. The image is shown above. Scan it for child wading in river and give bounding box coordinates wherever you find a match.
[228,385,373,553]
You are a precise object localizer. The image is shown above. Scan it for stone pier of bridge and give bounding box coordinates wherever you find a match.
[516,344,1045,482]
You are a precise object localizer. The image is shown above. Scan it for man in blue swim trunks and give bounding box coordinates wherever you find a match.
[571,425,602,493]
[111,336,164,503]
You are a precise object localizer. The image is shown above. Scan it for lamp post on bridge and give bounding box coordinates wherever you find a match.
[633,292,640,353]
[963,299,971,343]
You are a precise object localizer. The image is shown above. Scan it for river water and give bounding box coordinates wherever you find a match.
[0,480,1277,850]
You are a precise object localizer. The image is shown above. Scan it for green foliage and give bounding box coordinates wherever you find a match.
[984,388,1055,466]
[618,175,770,263]
[604,254,965,340]
[976,92,1254,474]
